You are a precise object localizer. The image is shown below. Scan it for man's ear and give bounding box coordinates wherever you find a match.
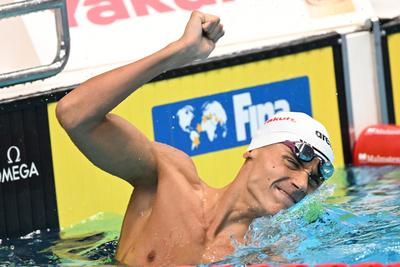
[243,150,252,159]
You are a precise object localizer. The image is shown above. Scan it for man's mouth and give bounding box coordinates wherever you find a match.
[275,186,297,206]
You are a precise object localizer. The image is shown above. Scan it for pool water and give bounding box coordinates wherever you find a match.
[0,166,399,266]
[218,166,400,266]
[0,212,121,266]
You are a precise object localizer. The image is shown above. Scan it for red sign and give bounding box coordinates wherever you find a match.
[67,0,234,27]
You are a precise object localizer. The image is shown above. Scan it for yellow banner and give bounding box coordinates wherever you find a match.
[387,33,400,125]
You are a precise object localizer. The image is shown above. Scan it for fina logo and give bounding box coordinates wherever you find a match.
[152,77,312,156]
[0,145,39,184]
[176,101,228,150]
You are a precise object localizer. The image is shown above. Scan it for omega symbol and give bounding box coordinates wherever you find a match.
[7,146,21,164]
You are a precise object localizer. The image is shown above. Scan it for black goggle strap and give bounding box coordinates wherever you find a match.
[312,146,330,163]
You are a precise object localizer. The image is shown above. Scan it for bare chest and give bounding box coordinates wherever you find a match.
[119,226,235,266]
[115,150,238,266]
[116,202,236,266]
[116,212,199,265]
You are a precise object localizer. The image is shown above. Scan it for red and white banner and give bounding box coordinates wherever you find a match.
[16,0,377,72]
[354,125,400,166]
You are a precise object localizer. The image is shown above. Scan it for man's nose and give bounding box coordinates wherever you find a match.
[292,158,320,195]
[291,169,309,196]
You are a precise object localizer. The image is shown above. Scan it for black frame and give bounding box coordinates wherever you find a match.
[381,19,400,124]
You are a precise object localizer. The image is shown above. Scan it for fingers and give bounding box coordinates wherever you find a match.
[191,10,218,25]
[201,21,213,33]
[212,27,225,43]
[192,11,224,42]
[201,15,220,33]
[208,24,224,42]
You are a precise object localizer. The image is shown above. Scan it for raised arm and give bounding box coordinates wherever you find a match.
[56,11,224,187]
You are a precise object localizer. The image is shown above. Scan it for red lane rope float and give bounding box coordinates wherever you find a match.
[351,263,386,267]
[353,124,400,166]
[315,264,348,267]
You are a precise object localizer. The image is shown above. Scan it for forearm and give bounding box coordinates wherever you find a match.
[56,40,191,132]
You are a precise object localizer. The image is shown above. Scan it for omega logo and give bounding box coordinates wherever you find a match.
[1,145,39,184]
[7,145,21,164]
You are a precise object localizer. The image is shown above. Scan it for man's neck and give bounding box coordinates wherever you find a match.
[203,162,264,241]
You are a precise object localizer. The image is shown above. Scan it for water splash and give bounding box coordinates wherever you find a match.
[216,167,400,266]
[216,184,336,266]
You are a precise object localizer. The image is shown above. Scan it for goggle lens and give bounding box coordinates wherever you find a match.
[284,140,334,182]
[296,142,315,162]
[320,161,334,179]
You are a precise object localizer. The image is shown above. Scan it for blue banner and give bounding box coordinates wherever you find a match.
[152,76,311,156]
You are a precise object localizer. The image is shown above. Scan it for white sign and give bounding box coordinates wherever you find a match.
[1,146,39,184]
[19,0,375,77]
[370,0,400,18]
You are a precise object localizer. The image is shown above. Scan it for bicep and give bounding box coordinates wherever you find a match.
[67,113,157,187]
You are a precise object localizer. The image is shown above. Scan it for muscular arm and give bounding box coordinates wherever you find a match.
[56,11,224,187]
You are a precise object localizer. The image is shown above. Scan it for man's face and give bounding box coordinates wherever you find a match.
[245,143,322,215]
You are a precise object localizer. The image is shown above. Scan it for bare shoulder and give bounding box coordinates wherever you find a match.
[153,142,203,187]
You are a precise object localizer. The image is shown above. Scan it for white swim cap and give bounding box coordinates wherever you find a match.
[247,112,334,164]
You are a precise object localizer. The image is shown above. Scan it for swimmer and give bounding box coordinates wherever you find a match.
[56,11,334,266]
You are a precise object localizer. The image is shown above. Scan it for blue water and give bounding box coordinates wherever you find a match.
[0,213,121,266]
[217,166,400,266]
[0,166,399,266]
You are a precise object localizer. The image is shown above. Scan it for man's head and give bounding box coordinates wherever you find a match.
[248,112,334,164]
[242,112,334,215]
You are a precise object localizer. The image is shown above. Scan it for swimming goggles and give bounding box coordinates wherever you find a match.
[282,140,334,183]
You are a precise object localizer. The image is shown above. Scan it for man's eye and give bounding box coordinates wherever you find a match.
[286,157,301,169]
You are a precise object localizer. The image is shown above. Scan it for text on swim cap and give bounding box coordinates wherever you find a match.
[265,117,296,124]
[316,130,331,147]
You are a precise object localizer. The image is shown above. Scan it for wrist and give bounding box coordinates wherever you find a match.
[167,39,196,67]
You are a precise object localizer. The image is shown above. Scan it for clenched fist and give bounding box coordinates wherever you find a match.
[178,11,224,62]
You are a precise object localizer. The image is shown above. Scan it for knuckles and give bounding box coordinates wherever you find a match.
[191,10,221,26]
